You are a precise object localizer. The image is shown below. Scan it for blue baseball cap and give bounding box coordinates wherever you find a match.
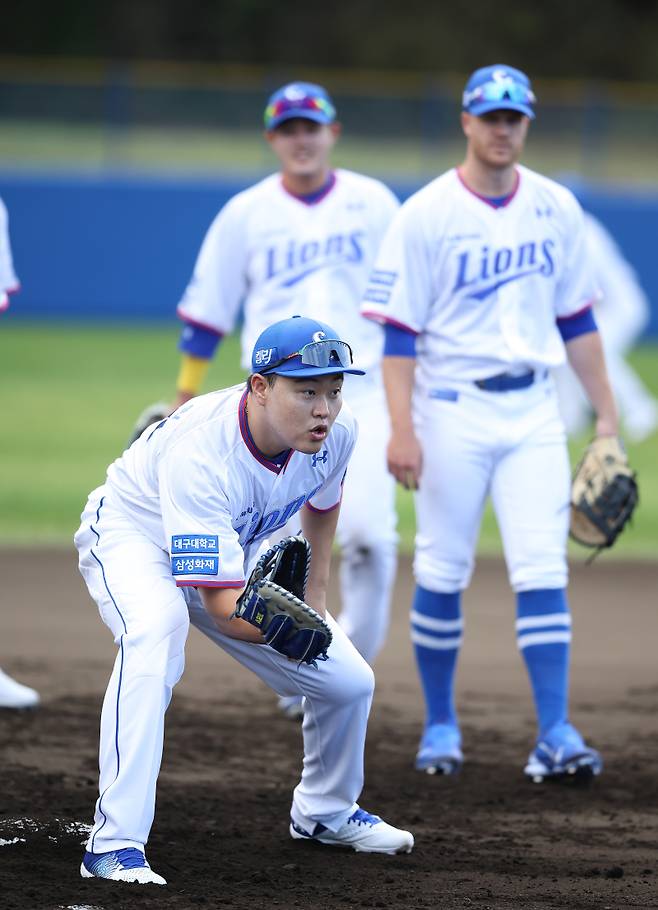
[264,82,336,131]
[462,65,536,119]
[251,315,365,377]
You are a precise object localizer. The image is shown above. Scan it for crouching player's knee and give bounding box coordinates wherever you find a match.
[322,647,375,708]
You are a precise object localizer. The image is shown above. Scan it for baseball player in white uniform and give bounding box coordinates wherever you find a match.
[0,195,40,710]
[172,82,400,716]
[554,211,657,442]
[362,65,619,782]
[74,315,413,885]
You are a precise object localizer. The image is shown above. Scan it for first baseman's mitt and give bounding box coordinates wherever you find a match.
[128,401,171,447]
[233,535,332,666]
[570,436,638,551]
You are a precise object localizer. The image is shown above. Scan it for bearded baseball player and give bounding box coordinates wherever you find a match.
[75,315,414,885]
[362,65,619,782]
[0,195,40,710]
[158,82,400,717]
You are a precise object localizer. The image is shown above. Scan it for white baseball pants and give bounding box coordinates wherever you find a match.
[74,488,374,854]
[412,377,571,594]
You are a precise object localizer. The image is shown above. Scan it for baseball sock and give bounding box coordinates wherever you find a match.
[411,586,463,728]
[516,588,571,735]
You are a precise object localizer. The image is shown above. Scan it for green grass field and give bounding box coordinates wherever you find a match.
[1,120,658,186]
[1,322,657,559]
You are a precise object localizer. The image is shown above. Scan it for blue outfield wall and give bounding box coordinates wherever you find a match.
[0,171,657,336]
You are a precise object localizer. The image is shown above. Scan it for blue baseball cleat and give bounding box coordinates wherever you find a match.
[415,722,463,775]
[524,721,603,783]
[80,847,166,885]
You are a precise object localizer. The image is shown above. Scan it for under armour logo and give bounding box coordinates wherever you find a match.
[311,449,328,467]
[535,206,553,218]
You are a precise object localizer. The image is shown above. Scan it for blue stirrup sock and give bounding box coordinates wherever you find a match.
[411,586,463,727]
[516,588,571,735]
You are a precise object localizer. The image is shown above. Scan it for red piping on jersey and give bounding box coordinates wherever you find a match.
[362,310,420,336]
[176,580,245,589]
[556,302,594,321]
[456,167,520,209]
[306,499,341,514]
[176,306,224,336]
[280,171,337,206]
[305,485,343,514]
[238,389,293,474]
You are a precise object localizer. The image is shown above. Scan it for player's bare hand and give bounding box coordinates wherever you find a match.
[387,431,422,490]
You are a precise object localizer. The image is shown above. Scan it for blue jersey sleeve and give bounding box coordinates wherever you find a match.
[383,322,417,357]
[556,305,598,342]
[178,321,223,358]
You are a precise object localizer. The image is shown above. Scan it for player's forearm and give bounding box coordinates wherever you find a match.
[200,586,265,643]
[300,504,340,616]
[382,355,416,431]
[175,354,212,406]
[565,332,619,436]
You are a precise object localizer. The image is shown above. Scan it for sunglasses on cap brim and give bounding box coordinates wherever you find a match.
[463,80,536,109]
[260,338,354,373]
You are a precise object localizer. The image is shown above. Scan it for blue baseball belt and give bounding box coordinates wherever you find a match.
[474,370,536,392]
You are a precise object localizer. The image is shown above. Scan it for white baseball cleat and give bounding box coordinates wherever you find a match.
[80,848,166,884]
[0,669,40,709]
[290,808,414,854]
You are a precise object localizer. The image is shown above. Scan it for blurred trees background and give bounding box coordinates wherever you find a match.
[2,0,658,81]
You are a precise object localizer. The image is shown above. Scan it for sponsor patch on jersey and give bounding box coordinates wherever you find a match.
[171,556,219,576]
[171,534,219,553]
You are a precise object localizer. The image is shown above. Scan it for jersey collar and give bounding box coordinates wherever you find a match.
[238,390,293,474]
[456,166,520,209]
[280,171,337,206]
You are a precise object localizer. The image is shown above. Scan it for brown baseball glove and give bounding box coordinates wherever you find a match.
[570,436,638,551]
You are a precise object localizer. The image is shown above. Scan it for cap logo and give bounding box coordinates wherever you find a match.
[254,347,274,366]
[284,85,306,101]
[312,330,326,342]
[491,68,516,90]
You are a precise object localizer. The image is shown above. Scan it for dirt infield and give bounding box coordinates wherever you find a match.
[1,549,657,910]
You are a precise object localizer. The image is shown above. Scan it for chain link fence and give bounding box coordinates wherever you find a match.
[0,57,657,183]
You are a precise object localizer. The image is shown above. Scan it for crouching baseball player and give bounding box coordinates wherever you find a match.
[74,315,414,886]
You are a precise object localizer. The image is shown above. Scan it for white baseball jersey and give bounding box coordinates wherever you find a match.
[177,169,399,373]
[362,165,599,387]
[104,384,356,587]
[0,197,20,312]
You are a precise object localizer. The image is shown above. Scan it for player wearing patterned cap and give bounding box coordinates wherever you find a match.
[362,64,618,782]
[162,81,401,718]
[75,315,413,885]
